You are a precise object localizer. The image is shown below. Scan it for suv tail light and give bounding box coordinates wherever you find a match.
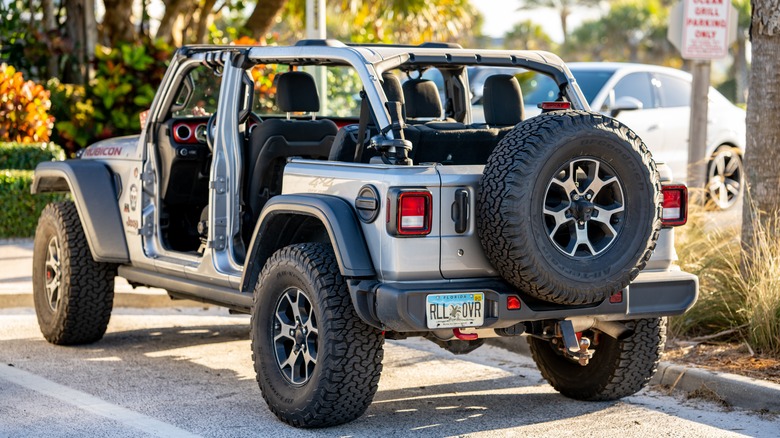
[538,101,571,110]
[661,184,687,227]
[387,189,433,236]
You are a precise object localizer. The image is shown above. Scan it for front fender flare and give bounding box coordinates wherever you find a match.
[32,160,129,263]
[241,194,375,293]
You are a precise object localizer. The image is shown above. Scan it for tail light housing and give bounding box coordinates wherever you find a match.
[661,184,688,227]
[538,101,571,111]
[387,189,433,236]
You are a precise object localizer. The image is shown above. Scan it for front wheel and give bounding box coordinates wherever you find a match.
[251,243,384,428]
[32,202,116,345]
[528,318,666,401]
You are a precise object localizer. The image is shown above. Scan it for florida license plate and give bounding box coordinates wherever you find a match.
[426,292,484,329]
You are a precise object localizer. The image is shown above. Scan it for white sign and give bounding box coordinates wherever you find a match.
[681,0,732,59]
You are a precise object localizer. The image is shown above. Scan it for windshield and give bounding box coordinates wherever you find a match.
[521,69,615,106]
[568,69,615,104]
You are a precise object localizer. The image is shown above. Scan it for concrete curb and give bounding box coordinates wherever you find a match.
[651,362,780,412]
[487,338,780,413]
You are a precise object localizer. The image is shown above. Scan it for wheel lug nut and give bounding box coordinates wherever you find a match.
[586,193,592,200]
[573,194,580,200]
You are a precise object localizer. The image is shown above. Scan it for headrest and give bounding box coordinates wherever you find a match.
[483,74,524,127]
[402,79,443,119]
[276,71,320,113]
[382,72,405,103]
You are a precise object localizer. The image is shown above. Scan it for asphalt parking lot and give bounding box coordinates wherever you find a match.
[2,306,779,437]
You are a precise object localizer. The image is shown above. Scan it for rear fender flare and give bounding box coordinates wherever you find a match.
[240,194,375,294]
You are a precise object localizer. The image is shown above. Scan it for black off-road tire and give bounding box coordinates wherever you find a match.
[251,243,384,428]
[32,202,116,345]
[478,110,662,305]
[528,318,666,400]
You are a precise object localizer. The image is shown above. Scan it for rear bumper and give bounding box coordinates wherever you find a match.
[348,270,698,332]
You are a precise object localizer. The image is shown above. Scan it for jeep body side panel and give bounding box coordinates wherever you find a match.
[32,160,129,263]
[280,160,443,282]
[241,193,375,294]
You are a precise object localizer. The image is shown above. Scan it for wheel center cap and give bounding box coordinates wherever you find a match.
[571,199,595,221]
[294,326,305,345]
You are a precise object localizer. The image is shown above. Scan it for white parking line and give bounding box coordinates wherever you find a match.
[0,364,200,438]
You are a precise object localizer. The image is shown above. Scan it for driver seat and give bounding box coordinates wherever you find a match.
[244,71,337,227]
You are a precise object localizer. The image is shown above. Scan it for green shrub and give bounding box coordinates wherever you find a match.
[0,142,66,169]
[0,170,68,238]
[47,79,94,154]
[47,40,172,155]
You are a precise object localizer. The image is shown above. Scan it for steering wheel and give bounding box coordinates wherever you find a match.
[246,112,263,140]
[206,114,217,152]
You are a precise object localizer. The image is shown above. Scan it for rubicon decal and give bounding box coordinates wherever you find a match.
[83,146,123,157]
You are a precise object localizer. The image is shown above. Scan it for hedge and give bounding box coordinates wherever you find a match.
[0,142,66,170]
[0,170,69,238]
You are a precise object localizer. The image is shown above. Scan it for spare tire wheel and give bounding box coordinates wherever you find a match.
[478,110,661,305]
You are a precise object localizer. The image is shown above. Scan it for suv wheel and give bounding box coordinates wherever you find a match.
[251,243,384,427]
[707,145,743,210]
[528,318,666,400]
[478,110,662,305]
[32,202,116,345]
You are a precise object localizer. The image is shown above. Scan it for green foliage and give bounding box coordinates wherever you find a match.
[0,142,65,169]
[0,169,68,238]
[89,41,171,135]
[504,20,555,51]
[47,40,172,154]
[47,79,95,153]
[566,0,677,65]
[0,1,52,81]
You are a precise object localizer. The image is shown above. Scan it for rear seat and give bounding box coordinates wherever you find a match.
[330,73,526,165]
[474,74,525,143]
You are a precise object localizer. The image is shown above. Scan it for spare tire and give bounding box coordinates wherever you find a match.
[478,110,661,305]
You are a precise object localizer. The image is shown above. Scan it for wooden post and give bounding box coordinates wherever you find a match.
[687,60,710,204]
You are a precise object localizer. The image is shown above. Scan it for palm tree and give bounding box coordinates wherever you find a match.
[518,0,602,44]
[243,0,480,43]
[504,20,555,51]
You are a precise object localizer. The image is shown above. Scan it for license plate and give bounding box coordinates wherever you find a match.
[426,292,484,329]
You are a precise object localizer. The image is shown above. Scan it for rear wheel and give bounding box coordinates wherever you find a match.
[707,146,743,210]
[32,202,116,345]
[528,318,666,400]
[251,243,384,428]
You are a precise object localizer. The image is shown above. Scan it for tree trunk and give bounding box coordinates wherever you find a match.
[560,9,568,44]
[42,0,59,77]
[194,0,218,43]
[156,0,187,44]
[102,0,137,45]
[244,0,289,39]
[64,0,85,84]
[740,0,780,250]
[734,31,749,104]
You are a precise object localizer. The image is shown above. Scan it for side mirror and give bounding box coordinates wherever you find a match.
[610,96,643,117]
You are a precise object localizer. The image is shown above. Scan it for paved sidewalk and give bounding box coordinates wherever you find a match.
[0,239,208,308]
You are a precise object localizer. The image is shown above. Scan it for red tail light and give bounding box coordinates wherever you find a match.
[538,101,571,110]
[661,184,688,227]
[388,190,433,236]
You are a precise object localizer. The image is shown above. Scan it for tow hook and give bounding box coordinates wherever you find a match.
[557,320,593,366]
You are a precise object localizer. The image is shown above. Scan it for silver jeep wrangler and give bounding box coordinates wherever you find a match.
[32,40,697,428]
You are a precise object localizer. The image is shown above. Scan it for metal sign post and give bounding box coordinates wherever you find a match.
[667,0,737,201]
